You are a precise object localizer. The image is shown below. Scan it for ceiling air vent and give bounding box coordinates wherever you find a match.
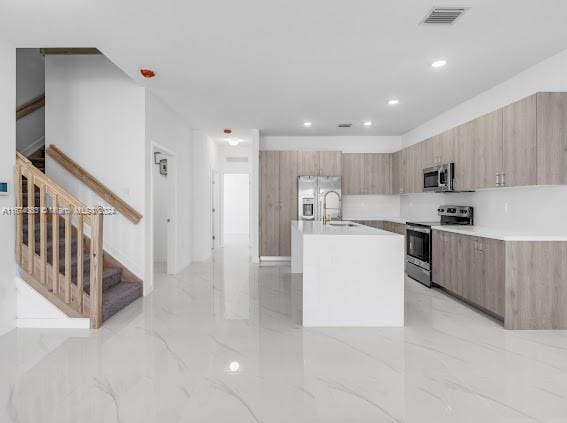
[226,157,248,163]
[337,123,353,128]
[422,7,467,25]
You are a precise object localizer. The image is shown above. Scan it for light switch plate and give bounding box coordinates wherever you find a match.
[0,181,8,196]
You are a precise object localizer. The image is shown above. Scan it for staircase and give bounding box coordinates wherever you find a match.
[16,147,142,327]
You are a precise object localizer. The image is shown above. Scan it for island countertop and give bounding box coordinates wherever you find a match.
[291,220,403,237]
[291,220,405,327]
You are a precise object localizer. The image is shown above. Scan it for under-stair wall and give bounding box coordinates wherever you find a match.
[45,54,147,283]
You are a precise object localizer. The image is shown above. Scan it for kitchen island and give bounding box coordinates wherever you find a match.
[291,220,404,327]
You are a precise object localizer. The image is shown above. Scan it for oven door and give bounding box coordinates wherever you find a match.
[406,226,431,270]
[423,166,440,192]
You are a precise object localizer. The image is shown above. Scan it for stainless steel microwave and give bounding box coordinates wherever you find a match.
[423,163,454,192]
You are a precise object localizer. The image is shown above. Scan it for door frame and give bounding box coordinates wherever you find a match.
[211,169,222,249]
[150,140,178,275]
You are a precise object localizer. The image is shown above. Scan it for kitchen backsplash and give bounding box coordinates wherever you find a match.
[342,195,400,219]
[401,185,567,231]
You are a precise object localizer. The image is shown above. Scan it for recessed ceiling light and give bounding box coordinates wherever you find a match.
[388,99,399,106]
[228,138,240,146]
[303,121,312,127]
[432,59,447,68]
[363,121,373,127]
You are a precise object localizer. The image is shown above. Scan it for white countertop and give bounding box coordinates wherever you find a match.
[291,220,401,236]
[432,225,567,241]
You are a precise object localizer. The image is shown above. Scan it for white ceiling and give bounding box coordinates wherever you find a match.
[2,0,567,136]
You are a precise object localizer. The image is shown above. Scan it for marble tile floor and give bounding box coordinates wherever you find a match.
[2,237,567,423]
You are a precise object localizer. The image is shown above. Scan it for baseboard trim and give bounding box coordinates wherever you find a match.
[260,256,291,262]
[19,136,45,157]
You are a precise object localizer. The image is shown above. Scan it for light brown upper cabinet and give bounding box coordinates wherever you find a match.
[502,94,537,187]
[297,151,342,176]
[391,151,401,194]
[398,148,408,194]
[278,151,298,256]
[405,143,423,193]
[364,154,392,194]
[318,151,342,176]
[342,153,392,195]
[342,153,366,195]
[454,121,477,191]
[260,151,280,256]
[472,109,503,189]
[422,137,437,169]
[297,151,320,175]
[537,92,567,185]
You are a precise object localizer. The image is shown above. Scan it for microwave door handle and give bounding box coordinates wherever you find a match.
[438,168,443,188]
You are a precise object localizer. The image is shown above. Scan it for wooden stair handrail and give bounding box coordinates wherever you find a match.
[16,94,45,120]
[46,145,143,224]
[40,48,101,55]
[15,153,105,328]
[17,152,90,212]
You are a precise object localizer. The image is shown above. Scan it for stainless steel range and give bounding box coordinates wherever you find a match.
[406,205,474,287]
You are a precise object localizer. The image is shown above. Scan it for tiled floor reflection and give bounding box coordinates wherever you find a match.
[2,236,567,422]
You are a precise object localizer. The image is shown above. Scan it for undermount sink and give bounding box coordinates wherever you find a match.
[328,222,357,227]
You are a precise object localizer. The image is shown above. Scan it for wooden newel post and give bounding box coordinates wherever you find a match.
[90,206,104,329]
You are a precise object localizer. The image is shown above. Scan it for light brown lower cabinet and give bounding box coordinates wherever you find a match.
[382,221,406,236]
[352,220,384,230]
[432,230,567,329]
[432,230,504,318]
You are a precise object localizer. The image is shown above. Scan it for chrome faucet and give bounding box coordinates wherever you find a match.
[322,190,341,224]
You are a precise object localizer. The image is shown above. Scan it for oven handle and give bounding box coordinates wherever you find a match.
[407,226,431,234]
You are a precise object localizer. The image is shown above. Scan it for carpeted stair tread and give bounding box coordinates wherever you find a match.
[102,282,142,322]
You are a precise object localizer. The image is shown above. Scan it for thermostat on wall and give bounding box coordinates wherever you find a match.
[0,181,8,196]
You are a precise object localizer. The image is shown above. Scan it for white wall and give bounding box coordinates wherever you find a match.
[0,41,17,336]
[16,48,44,155]
[146,92,194,276]
[45,55,147,281]
[223,174,250,235]
[261,135,401,153]
[192,130,218,261]
[399,47,567,232]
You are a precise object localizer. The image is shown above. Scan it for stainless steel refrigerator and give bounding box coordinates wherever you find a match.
[298,176,342,221]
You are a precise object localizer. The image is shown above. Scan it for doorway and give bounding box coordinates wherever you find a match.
[152,143,177,274]
[223,173,250,246]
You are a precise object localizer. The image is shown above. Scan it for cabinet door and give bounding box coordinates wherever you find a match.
[473,110,503,189]
[364,154,392,194]
[461,237,483,306]
[537,92,567,185]
[399,148,408,194]
[278,151,298,256]
[422,137,437,169]
[260,151,280,256]
[342,154,365,195]
[479,238,505,317]
[405,144,422,193]
[447,232,468,296]
[391,151,400,194]
[298,151,319,175]
[319,151,342,176]
[454,121,477,191]
[432,230,449,286]
[502,95,537,187]
[438,128,455,164]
